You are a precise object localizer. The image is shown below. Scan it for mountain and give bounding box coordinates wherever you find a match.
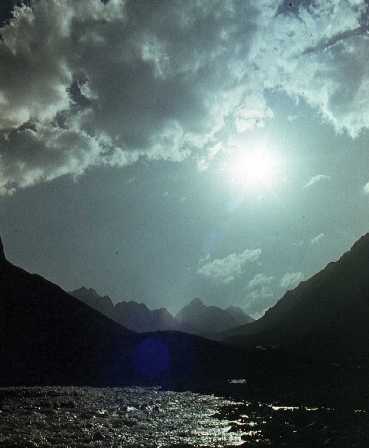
[114,301,178,332]
[71,289,252,336]
[0,235,243,386]
[225,233,369,361]
[0,237,135,386]
[71,287,115,319]
[226,305,254,326]
[71,288,178,332]
[176,298,254,336]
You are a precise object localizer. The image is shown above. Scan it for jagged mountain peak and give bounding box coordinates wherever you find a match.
[117,300,150,311]
[73,286,100,297]
[71,289,178,333]
[176,298,253,336]
[226,305,246,315]
[0,246,242,385]
[188,297,204,307]
[226,305,254,324]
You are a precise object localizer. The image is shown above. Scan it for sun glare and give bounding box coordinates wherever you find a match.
[226,144,280,190]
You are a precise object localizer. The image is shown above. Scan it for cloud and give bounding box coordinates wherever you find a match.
[0,123,139,192]
[234,94,274,133]
[311,233,325,245]
[287,114,299,122]
[280,272,304,290]
[248,273,274,289]
[253,0,369,138]
[244,273,277,317]
[293,240,305,248]
[1,1,369,194]
[197,142,222,172]
[304,175,331,189]
[197,248,261,284]
[0,0,261,194]
[363,182,369,195]
[245,285,276,318]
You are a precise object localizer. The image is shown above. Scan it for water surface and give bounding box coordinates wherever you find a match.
[0,386,368,447]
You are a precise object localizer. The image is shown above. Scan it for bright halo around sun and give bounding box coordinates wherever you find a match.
[226,144,280,191]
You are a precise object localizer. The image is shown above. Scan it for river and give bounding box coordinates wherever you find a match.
[0,386,368,447]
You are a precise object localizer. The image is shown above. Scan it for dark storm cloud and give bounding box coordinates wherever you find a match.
[0,124,122,194]
[0,0,260,193]
[1,0,369,194]
[0,0,31,26]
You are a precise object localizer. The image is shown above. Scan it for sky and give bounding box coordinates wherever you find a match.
[1,0,369,317]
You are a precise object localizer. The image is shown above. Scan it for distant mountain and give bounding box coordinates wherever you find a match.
[225,233,369,361]
[71,287,115,319]
[0,235,244,386]
[71,289,253,336]
[113,300,178,332]
[226,305,254,326]
[176,298,254,337]
[71,288,178,332]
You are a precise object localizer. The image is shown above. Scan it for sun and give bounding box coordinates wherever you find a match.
[226,144,279,190]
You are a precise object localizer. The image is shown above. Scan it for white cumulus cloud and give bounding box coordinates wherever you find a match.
[280,271,304,290]
[248,273,274,289]
[197,248,261,284]
[311,233,325,245]
[363,181,369,195]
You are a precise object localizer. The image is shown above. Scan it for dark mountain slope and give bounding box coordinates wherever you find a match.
[0,236,243,386]
[0,242,136,385]
[226,233,369,360]
[70,287,115,319]
[71,287,178,332]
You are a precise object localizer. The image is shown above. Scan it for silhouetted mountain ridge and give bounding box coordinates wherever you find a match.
[72,287,115,319]
[71,288,179,332]
[114,300,178,332]
[226,305,253,326]
[226,233,369,360]
[176,297,254,336]
[71,289,253,336]
[0,236,5,261]
[0,235,245,386]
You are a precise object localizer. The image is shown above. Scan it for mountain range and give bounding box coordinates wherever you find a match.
[70,288,253,336]
[2,231,369,388]
[225,233,369,361]
[176,298,254,336]
[0,235,243,386]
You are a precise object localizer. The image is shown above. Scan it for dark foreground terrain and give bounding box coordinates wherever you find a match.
[0,237,244,387]
[1,386,369,448]
[2,235,369,446]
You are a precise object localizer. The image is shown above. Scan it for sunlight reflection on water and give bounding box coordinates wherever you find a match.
[0,386,246,447]
[0,386,368,447]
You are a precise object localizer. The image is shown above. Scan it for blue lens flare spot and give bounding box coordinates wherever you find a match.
[133,337,170,378]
